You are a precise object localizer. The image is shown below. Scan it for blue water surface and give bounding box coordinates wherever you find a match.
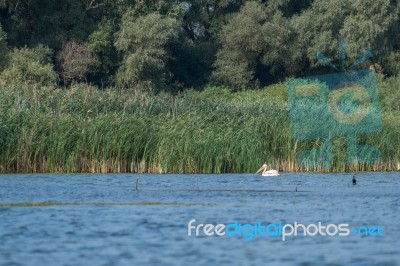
[0,173,399,266]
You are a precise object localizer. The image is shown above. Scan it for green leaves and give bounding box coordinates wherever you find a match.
[213,0,400,89]
[86,19,118,83]
[115,11,180,91]
[212,2,266,90]
[0,45,58,86]
[212,2,291,89]
[293,0,399,69]
[116,12,179,51]
[1,0,400,90]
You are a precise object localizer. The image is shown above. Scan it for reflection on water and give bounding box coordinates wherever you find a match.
[0,173,399,266]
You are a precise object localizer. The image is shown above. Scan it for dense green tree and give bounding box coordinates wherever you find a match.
[0,45,58,86]
[183,0,245,38]
[179,0,246,88]
[115,11,180,91]
[213,0,400,90]
[384,51,400,76]
[1,0,400,90]
[0,0,95,49]
[341,0,399,61]
[86,19,119,85]
[212,1,294,89]
[291,0,399,72]
[212,2,267,90]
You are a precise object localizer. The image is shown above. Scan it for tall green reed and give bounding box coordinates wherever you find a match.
[0,81,398,173]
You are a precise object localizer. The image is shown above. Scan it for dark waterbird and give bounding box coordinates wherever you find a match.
[352,176,357,185]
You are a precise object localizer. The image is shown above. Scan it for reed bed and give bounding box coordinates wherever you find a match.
[0,81,399,173]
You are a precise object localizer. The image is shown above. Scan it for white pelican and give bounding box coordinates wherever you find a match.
[256,163,280,177]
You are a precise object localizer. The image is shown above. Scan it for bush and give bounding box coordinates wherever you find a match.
[57,41,99,84]
[379,76,400,113]
[0,45,58,86]
[383,51,400,76]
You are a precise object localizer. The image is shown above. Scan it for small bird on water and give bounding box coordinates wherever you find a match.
[352,176,357,185]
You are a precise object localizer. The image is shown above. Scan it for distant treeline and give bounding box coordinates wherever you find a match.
[2,0,400,91]
[0,78,399,173]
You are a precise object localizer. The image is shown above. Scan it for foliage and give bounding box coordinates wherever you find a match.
[115,11,180,91]
[0,0,400,173]
[379,76,400,114]
[1,0,399,89]
[212,2,267,90]
[0,45,58,86]
[383,51,400,76]
[0,0,95,48]
[86,19,118,85]
[212,0,400,90]
[0,80,399,173]
[291,0,399,70]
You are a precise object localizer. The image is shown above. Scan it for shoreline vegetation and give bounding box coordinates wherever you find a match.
[0,78,399,174]
[2,1,400,173]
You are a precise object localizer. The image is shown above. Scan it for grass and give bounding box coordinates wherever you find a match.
[0,78,399,173]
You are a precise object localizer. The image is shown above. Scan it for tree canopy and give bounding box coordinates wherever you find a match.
[1,0,400,91]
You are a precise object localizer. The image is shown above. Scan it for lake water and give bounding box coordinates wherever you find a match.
[0,173,399,266]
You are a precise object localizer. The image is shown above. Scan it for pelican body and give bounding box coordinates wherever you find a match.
[256,163,280,177]
[262,169,279,177]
